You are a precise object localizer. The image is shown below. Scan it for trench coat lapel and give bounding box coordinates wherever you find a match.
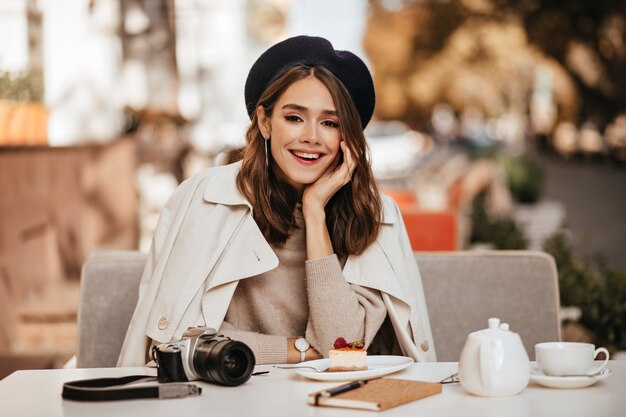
[342,199,407,304]
[197,163,280,330]
[201,163,279,288]
[147,163,278,342]
[198,212,280,330]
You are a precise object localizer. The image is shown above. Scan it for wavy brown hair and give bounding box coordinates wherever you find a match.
[236,65,382,258]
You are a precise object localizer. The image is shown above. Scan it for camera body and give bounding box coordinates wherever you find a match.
[153,326,255,387]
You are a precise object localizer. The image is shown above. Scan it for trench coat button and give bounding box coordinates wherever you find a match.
[420,340,430,352]
[158,317,169,330]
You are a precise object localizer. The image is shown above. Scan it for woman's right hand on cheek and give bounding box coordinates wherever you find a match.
[302,141,355,214]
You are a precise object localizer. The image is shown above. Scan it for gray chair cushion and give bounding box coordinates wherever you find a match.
[76,251,147,368]
[417,251,561,361]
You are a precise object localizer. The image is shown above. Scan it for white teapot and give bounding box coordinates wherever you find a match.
[458,317,530,397]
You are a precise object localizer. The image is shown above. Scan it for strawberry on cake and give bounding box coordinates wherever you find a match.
[328,337,368,372]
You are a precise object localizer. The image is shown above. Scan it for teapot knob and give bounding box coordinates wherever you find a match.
[488,317,500,329]
[500,323,510,331]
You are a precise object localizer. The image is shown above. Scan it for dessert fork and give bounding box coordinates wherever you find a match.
[273,364,329,373]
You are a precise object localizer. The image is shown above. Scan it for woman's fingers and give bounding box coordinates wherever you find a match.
[303,141,356,209]
[333,141,356,186]
[339,141,355,184]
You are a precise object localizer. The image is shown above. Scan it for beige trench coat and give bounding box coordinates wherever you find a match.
[117,162,436,366]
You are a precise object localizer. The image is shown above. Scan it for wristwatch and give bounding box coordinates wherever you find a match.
[294,337,310,362]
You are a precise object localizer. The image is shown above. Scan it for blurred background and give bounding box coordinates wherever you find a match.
[1,0,625,377]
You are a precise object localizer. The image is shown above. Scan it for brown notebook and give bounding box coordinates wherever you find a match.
[308,378,442,411]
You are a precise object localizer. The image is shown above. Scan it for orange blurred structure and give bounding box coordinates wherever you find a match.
[383,188,459,251]
[0,101,48,146]
[399,209,458,251]
[383,189,418,209]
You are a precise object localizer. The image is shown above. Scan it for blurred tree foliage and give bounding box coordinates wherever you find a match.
[366,0,626,127]
[513,0,626,124]
[544,228,626,352]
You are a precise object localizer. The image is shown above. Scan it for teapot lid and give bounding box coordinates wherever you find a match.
[473,317,515,337]
[487,318,510,330]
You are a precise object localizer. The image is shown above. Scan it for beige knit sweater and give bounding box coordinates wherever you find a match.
[219,206,387,364]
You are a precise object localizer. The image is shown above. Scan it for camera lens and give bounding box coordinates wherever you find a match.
[193,339,255,386]
[222,349,248,379]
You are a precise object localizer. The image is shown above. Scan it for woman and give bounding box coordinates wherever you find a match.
[118,36,436,366]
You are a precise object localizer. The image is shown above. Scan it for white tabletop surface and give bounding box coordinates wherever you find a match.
[1,361,624,417]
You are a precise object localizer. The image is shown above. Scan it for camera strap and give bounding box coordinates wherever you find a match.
[62,375,202,402]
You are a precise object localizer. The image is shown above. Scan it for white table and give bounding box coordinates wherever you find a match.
[1,361,624,417]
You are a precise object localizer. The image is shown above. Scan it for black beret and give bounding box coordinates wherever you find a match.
[244,35,375,129]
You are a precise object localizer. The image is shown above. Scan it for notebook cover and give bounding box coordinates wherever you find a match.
[308,378,442,411]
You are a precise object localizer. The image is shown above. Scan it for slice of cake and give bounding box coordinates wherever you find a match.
[328,337,368,372]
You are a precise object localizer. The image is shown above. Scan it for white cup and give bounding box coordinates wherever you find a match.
[535,342,610,376]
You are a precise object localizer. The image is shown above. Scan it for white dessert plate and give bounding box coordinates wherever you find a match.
[293,355,413,381]
[530,366,611,389]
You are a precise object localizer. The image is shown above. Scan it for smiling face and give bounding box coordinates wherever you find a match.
[257,76,342,194]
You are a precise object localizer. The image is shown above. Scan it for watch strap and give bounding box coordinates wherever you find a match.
[295,338,310,362]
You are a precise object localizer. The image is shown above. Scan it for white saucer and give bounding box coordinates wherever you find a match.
[293,355,413,381]
[530,366,611,389]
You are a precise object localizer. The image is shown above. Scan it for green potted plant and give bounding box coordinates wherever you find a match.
[500,153,545,204]
[470,193,527,250]
[544,228,626,354]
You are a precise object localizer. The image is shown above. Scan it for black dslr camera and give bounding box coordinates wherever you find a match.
[152,327,255,387]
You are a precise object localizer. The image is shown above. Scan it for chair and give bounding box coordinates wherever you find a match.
[76,251,147,367]
[417,251,561,361]
[75,250,560,366]
[383,188,460,251]
[382,188,418,209]
[401,209,459,251]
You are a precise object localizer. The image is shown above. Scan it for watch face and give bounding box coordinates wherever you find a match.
[295,338,310,351]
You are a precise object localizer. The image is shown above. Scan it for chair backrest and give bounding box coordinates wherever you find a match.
[76,250,560,366]
[76,251,147,367]
[416,251,561,361]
